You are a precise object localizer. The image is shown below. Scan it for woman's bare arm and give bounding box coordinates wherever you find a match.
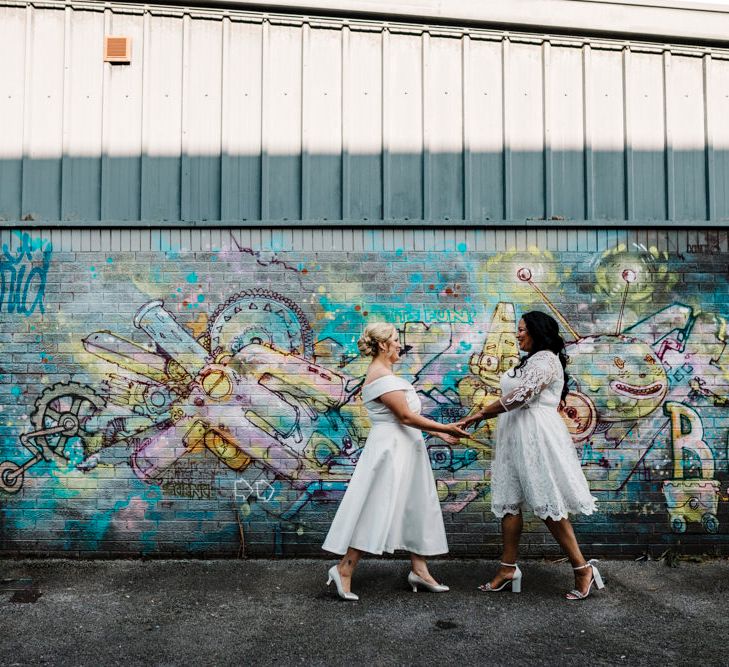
[379,391,468,438]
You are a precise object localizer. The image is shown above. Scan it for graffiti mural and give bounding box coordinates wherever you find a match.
[0,232,51,316]
[1,233,728,555]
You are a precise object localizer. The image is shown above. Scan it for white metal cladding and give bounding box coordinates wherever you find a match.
[1,227,726,254]
[2,1,729,225]
[174,0,729,44]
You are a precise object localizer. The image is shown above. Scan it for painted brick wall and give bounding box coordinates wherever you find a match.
[1,228,728,557]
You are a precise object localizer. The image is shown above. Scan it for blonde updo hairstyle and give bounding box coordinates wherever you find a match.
[357,322,396,358]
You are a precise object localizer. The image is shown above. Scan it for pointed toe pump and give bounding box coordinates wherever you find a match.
[566,559,605,601]
[407,571,449,593]
[327,565,359,601]
[478,562,522,593]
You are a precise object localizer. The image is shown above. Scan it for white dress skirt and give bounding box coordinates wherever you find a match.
[322,375,448,556]
[491,350,598,521]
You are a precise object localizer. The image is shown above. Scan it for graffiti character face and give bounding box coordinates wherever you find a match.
[567,335,668,421]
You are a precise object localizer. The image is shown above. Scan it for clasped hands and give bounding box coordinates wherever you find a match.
[429,405,493,446]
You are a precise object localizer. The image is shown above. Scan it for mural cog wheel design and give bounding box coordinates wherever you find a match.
[670,515,687,534]
[701,513,719,534]
[31,382,106,459]
[207,289,315,358]
[0,461,23,494]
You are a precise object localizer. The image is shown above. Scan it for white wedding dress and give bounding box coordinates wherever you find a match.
[322,375,448,556]
[491,350,598,521]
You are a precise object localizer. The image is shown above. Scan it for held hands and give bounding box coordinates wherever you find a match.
[455,410,486,431]
[444,422,470,440]
[427,423,470,445]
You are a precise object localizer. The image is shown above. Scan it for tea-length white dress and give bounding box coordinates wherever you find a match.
[322,375,448,556]
[491,350,598,521]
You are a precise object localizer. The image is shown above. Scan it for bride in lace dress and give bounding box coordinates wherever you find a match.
[460,311,603,601]
[322,322,468,600]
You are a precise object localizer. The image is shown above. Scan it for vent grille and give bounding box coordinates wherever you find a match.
[104,36,131,63]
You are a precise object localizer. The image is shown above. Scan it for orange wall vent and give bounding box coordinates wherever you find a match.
[104,36,131,63]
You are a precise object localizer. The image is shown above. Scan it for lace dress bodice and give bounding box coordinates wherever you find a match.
[499,350,564,411]
[491,349,598,521]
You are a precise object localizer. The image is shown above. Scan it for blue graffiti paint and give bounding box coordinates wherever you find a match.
[0,232,52,316]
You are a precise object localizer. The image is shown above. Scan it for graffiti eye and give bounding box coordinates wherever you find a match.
[613,357,625,369]
[644,355,656,365]
[481,355,499,371]
[503,356,520,370]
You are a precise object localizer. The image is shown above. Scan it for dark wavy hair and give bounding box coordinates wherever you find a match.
[512,310,570,401]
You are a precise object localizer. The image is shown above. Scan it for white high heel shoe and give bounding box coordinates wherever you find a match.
[327,565,359,601]
[566,559,605,600]
[407,571,449,593]
[478,562,522,593]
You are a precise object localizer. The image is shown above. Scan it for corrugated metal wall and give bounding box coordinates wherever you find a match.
[0,227,724,253]
[1,0,729,226]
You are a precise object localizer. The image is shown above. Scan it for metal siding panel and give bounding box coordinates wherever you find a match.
[303,25,342,220]
[464,38,504,222]
[549,45,585,221]
[92,227,105,251]
[264,24,302,220]
[386,33,422,219]
[344,29,383,220]
[582,45,594,220]
[509,42,544,220]
[101,9,144,221]
[351,228,364,251]
[425,35,463,220]
[589,49,626,220]
[422,227,434,249]
[709,58,729,219]
[413,228,425,251]
[22,6,65,220]
[3,4,729,228]
[62,7,104,221]
[0,7,26,221]
[50,228,62,251]
[630,52,667,220]
[182,16,222,222]
[221,19,262,221]
[668,54,707,221]
[141,14,183,222]
[181,228,192,251]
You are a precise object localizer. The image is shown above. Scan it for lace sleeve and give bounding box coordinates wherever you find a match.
[499,351,561,412]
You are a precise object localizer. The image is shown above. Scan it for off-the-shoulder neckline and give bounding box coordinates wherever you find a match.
[362,374,400,389]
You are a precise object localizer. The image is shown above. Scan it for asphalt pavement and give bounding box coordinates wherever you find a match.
[1,557,727,667]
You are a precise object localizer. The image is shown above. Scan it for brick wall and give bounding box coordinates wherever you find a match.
[1,228,728,557]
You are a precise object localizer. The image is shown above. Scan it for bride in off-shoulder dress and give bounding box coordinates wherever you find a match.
[322,322,468,600]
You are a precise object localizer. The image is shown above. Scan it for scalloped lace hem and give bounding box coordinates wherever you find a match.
[492,498,598,521]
